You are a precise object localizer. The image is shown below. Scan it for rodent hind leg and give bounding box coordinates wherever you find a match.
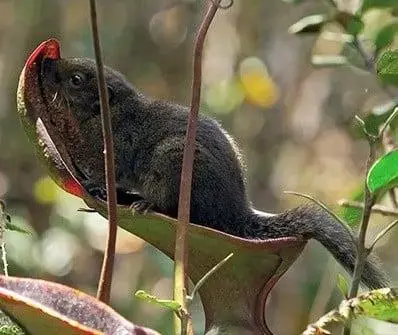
[129,198,154,215]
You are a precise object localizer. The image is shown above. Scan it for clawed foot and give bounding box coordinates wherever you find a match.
[85,184,107,201]
[129,199,154,215]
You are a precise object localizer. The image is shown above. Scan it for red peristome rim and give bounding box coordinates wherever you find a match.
[62,178,85,198]
[25,39,86,198]
[26,38,60,68]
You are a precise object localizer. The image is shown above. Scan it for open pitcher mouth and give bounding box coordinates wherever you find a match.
[20,39,61,124]
[26,38,60,69]
[17,39,87,198]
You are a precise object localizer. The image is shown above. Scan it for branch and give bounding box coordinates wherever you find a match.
[338,199,398,217]
[344,112,398,334]
[89,0,118,304]
[187,253,233,302]
[347,141,376,299]
[0,201,8,277]
[369,219,398,252]
[173,1,224,334]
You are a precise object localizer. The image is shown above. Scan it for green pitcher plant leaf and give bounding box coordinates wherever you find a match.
[16,38,307,335]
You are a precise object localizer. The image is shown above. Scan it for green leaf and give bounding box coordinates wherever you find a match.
[311,55,347,67]
[0,214,30,235]
[339,188,364,227]
[375,23,398,56]
[303,288,398,334]
[336,274,349,298]
[0,326,25,335]
[361,295,398,323]
[377,50,398,86]
[0,309,25,335]
[288,14,329,34]
[135,290,181,313]
[367,149,398,194]
[335,12,364,36]
[361,0,398,13]
[4,222,31,235]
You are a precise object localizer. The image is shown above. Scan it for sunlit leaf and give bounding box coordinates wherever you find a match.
[367,149,398,194]
[375,23,398,56]
[288,14,329,34]
[135,290,181,313]
[377,50,398,86]
[0,309,25,335]
[336,274,349,298]
[361,295,398,322]
[303,288,398,334]
[0,326,24,335]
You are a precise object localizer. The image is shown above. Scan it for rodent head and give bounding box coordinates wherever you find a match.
[40,57,134,127]
[38,57,138,184]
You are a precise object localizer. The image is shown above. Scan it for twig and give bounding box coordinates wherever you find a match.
[343,112,398,334]
[352,37,375,74]
[89,0,118,304]
[284,191,357,247]
[173,1,223,334]
[369,219,398,252]
[338,199,398,217]
[0,201,8,277]
[347,141,376,300]
[378,107,398,138]
[343,141,376,335]
[187,253,233,302]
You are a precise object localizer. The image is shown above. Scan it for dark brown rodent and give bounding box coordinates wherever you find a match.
[39,57,390,289]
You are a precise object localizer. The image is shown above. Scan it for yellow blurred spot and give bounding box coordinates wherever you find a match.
[239,57,280,108]
[33,176,58,204]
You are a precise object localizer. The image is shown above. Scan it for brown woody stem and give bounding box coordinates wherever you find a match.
[173,1,222,334]
[89,0,118,304]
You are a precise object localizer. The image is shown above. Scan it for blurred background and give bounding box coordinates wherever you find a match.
[0,0,397,334]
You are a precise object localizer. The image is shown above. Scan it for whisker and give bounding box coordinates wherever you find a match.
[51,91,58,103]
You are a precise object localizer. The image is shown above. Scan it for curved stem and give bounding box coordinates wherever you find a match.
[89,0,118,304]
[173,1,222,334]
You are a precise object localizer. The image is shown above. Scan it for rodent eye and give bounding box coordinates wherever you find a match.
[69,72,85,88]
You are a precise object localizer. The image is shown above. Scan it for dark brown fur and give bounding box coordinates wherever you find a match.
[40,57,389,289]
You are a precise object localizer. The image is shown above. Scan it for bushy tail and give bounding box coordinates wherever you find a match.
[247,206,390,290]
